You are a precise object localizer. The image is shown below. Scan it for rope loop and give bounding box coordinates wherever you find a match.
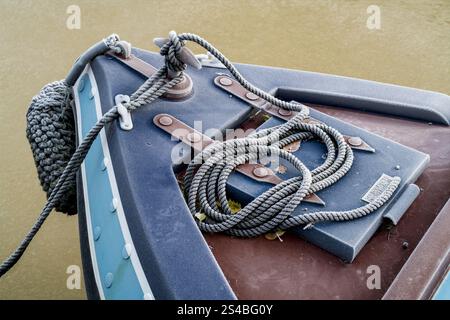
[159,31,187,76]
[104,34,131,59]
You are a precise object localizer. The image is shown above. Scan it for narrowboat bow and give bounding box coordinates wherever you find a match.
[3,32,450,300]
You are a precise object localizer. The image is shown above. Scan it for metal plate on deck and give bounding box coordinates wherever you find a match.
[225,108,429,262]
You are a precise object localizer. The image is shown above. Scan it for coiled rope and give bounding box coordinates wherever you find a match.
[1,31,400,277]
[171,32,400,237]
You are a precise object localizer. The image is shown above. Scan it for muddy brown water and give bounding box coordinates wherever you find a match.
[0,0,449,299]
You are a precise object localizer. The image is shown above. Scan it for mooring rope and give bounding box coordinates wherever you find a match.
[0,31,400,277]
[1,66,183,277]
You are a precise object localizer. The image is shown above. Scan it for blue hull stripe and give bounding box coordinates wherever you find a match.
[74,67,153,300]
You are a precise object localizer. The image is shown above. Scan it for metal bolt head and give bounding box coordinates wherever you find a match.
[348,136,363,147]
[102,157,110,171]
[122,243,132,260]
[402,241,409,249]
[158,116,173,126]
[253,167,270,178]
[110,198,118,213]
[278,108,292,116]
[105,272,114,288]
[245,92,259,101]
[187,132,201,143]
[219,77,233,86]
[94,226,102,241]
[78,78,85,92]
[89,88,96,100]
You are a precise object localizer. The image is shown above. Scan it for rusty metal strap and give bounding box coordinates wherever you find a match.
[154,113,282,185]
[107,52,157,78]
[214,75,375,153]
[107,52,193,100]
[153,113,324,205]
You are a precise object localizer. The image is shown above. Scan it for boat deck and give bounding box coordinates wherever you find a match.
[205,104,450,299]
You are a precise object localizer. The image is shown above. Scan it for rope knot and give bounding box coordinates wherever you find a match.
[154,31,202,78]
[104,34,132,59]
[162,31,186,76]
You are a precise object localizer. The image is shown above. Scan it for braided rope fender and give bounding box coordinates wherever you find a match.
[26,81,77,214]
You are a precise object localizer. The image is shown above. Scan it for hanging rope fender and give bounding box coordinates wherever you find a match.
[1,31,401,277]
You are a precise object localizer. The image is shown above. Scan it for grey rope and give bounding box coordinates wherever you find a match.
[26,80,77,213]
[1,31,400,277]
[170,32,401,237]
[25,34,133,214]
[2,64,183,277]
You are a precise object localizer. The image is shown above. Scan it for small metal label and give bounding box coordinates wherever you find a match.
[362,174,395,203]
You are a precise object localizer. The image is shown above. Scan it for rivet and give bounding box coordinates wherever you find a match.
[278,108,292,116]
[253,167,269,178]
[122,243,132,260]
[219,77,233,86]
[348,136,362,147]
[105,272,114,288]
[402,241,409,249]
[102,157,110,171]
[94,226,102,241]
[89,87,96,100]
[158,116,173,126]
[78,78,85,92]
[395,165,401,170]
[110,198,118,213]
[245,92,259,101]
[187,132,201,143]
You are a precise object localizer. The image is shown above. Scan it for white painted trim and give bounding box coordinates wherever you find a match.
[87,67,154,299]
[74,66,154,300]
